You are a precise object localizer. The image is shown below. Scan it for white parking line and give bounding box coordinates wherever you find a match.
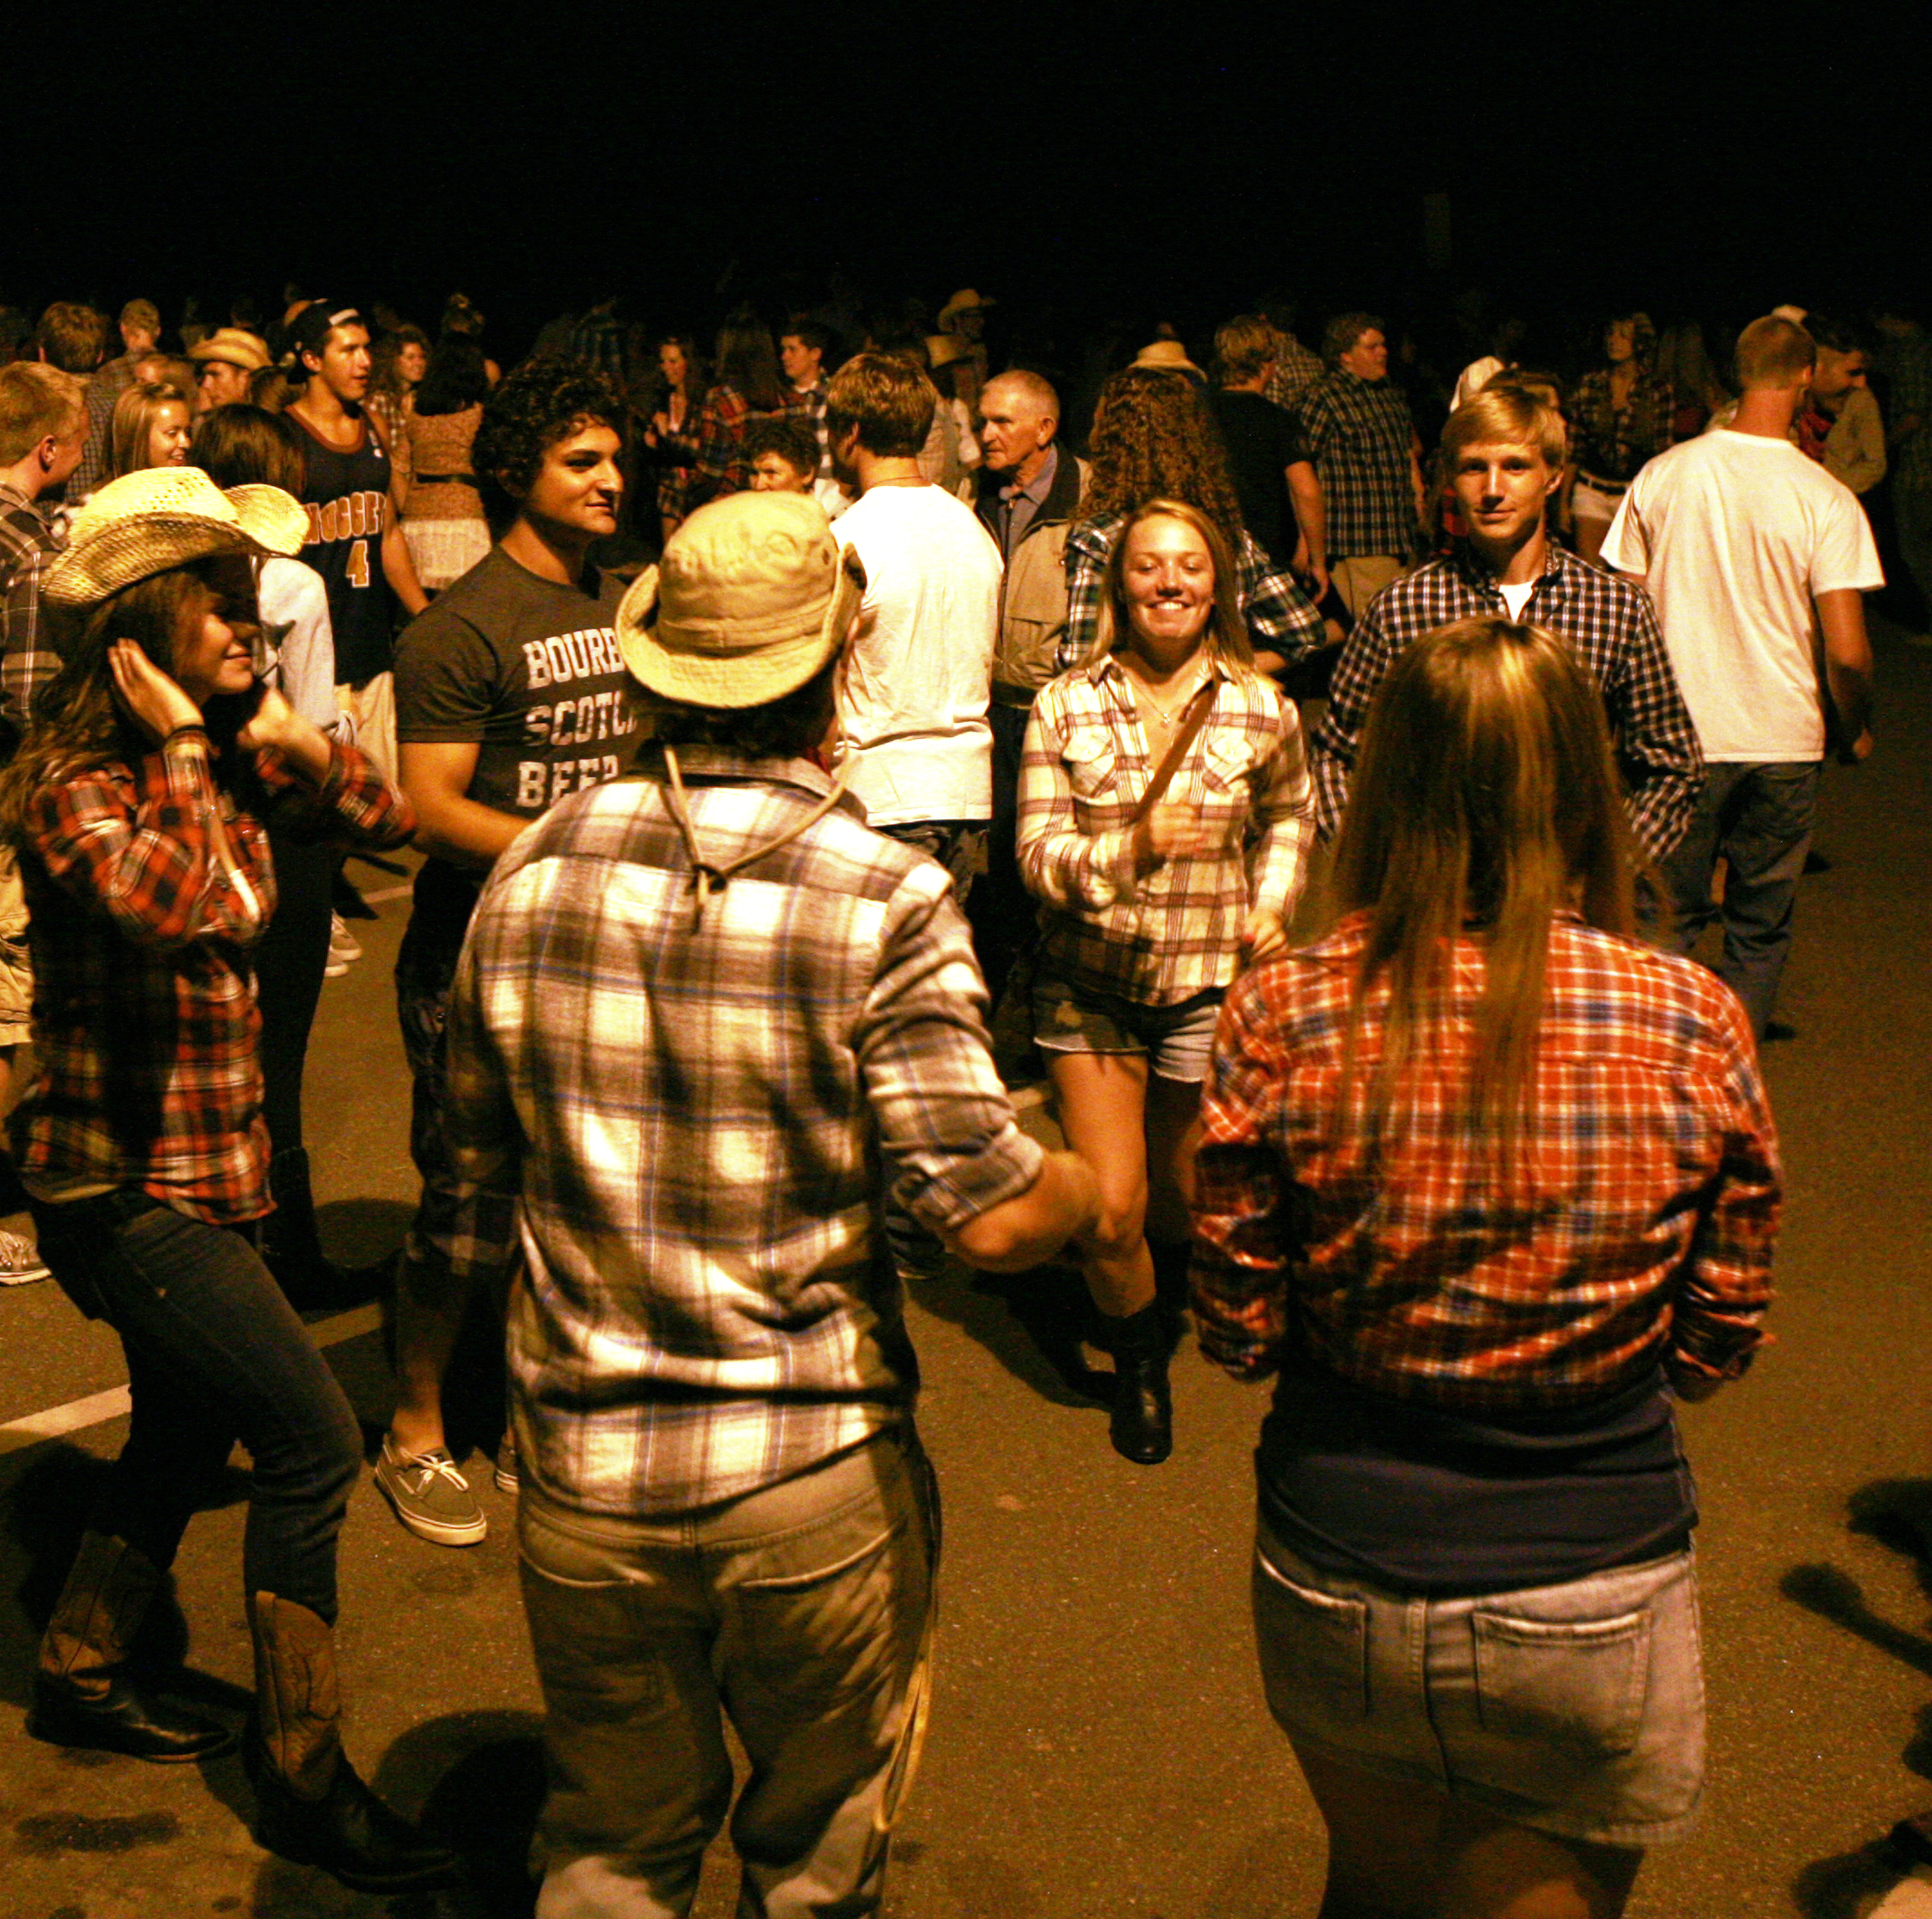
[355,884,415,903]
[0,1301,384,1456]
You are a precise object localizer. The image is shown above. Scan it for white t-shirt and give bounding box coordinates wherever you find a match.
[1599,429,1882,761]
[1497,579,1535,622]
[832,483,1002,827]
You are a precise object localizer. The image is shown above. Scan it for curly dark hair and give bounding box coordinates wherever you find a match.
[473,361,624,516]
[1077,368,1247,550]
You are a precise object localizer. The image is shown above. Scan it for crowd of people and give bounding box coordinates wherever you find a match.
[0,270,1906,1914]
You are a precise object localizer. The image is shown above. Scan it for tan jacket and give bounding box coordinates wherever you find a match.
[980,450,1090,698]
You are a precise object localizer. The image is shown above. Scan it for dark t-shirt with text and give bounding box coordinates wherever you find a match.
[393,547,637,931]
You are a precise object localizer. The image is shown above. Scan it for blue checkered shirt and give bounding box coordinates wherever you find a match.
[1309,543,1703,863]
[1293,369,1419,560]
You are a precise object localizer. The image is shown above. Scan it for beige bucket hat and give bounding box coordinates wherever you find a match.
[44,467,310,606]
[616,492,866,709]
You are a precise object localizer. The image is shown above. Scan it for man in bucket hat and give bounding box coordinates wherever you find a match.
[441,489,1100,1918]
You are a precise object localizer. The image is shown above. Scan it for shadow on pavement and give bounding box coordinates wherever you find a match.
[904,1259,1111,1410]
[317,1196,416,1273]
[249,1708,545,1917]
[1785,1479,1932,1914]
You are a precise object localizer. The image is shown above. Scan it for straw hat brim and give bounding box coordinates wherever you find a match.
[617,560,863,710]
[45,486,310,606]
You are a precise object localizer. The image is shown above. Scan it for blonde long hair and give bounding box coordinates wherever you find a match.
[1331,616,1637,1152]
[1089,497,1254,676]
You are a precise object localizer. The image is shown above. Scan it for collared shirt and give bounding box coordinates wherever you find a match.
[14,735,414,1222]
[442,748,1045,1518]
[689,383,757,504]
[1293,369,1418,561]
[1310,542,1703,862]
[990,444,1058,560]
[1056,513,1325,676]
[69,353,144,504]
[0,480,63,747]
[781,378,833,482]
[1191,911,1780,1406]
[1264,336,1327,410]
[1018,655,1314,1006]
[1569,367,1675,484]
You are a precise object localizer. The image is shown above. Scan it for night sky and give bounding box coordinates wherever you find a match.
[14,6,1929,364]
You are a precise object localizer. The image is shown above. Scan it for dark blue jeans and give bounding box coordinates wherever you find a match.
[1659,761,1819,1038]
[31,1189,363,1621]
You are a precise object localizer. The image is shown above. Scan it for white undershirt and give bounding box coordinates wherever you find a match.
[1498,580,1535,622]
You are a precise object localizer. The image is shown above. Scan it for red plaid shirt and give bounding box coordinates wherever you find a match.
[13,732,414,1222]
[1191,912,1780,1408]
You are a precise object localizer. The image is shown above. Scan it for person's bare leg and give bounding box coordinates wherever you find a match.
[1046,1051,1154,1315]
[385,1257,473,1459]
[1435,1802,1642,1919]
[1290,1741,1443,1919]
[1144,1073,1203,1249]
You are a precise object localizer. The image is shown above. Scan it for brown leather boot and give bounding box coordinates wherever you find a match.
[28,1531,236,1762]
[246,1591,462,1894]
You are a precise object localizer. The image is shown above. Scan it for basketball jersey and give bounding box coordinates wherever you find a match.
[291,411,394,684]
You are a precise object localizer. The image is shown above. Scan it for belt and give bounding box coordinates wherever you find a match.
[412,472,480,489]
[990,682,1037,709]
[1574,471,1630,496]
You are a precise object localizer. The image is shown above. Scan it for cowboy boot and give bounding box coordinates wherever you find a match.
[1102,1302,1174,1465]
[245,1591,463,1894]
[28,1531,236,1761]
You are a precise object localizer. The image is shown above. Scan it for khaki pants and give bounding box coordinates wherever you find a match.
[519,1428,938,1919]
[1331,555,1407,621]
[334,671,396,780]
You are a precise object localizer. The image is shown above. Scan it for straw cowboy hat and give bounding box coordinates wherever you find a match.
[187,328,272,373]
[937,288,995,330]
[1131,340,1206,379]
[616,491,866,709]
[43,467,310,606]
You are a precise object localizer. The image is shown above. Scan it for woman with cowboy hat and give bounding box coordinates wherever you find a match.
[0,466,457,1895]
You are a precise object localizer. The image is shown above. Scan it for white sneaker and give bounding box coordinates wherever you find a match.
[0,1228,50,1286]
[328,913,363,965]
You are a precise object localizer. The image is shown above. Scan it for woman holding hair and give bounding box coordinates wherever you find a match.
[1019,497,1314,1465]
[1059,367,1325,681]
[3,468,454,1894]
[1192,617,1779,1919]
[1563,314,1674,565]
[106,379,193,484]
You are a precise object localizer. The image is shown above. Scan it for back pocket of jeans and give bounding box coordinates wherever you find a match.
[1471,1606,1651,1757]
[736,1524,915,1706]
[1252,1551,1371,1724]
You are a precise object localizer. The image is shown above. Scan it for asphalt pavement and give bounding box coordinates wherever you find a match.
[1,626,1930,1918]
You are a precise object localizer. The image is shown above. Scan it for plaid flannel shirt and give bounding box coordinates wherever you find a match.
[1018,655,1314,1006]
[688,383,758,506]
[14,734,414,1222]
[1056,513,1325,676]
[442,750,1045,1517]
[0,481,61,748]
[1264,336,1327,410]
[1309,543,1703,861]
[1294,369,1419,560]
[1570,367,1676,484]
[1191,911,1780,1408]
[783,379,833,482]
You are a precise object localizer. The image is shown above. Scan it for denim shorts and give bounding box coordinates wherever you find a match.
[1252,1516,1705,1848]
[1031,973,1224,1083]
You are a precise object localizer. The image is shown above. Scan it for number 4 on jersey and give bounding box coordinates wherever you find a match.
[347,538,370,589]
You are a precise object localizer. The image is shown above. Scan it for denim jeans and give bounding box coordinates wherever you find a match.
[31,1188,363,1621]
[1253,1517,1705,1849]
[1658,761,1819,1037]
[518,1428,938,1919]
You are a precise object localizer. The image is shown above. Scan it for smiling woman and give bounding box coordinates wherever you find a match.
[1018,497,1315,1465]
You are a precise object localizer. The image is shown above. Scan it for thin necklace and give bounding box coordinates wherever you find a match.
[1130,660,1207,727]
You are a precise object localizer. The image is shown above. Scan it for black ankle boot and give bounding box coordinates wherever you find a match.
[29,1671,236,1763]
[1103,1303,1173,1465]
[249,1740,464,1893]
